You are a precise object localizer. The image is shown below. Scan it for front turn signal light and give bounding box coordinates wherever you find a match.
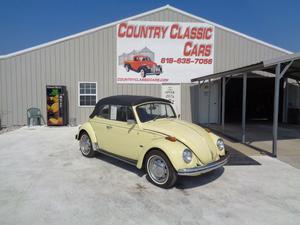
[205,127,211,133]
[165,136,177,142]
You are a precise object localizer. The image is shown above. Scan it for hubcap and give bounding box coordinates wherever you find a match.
[147,155,169,185]
[80,134,91,155]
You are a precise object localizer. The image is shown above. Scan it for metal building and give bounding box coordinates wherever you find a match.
[0,5,293,127]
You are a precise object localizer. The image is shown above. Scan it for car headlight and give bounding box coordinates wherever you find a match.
[183,149,192,163]
[217,138,225,151]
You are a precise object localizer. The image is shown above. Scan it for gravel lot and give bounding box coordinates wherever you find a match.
[0,126,299,225]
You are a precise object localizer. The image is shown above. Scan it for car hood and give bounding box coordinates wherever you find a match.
[142,119,219,164]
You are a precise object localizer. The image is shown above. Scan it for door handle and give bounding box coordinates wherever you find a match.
[106,125,112,129]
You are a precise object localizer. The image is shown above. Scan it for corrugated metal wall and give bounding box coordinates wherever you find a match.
[0,8,288,127]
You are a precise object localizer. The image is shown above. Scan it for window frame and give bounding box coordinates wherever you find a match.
[108,105,136,123]
[96,104,136,123]
[78,81,97,107]
[96,104,110,119]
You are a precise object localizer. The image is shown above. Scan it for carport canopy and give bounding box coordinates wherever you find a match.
[191,52,300,157]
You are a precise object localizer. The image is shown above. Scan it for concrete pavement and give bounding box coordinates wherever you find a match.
[210,123,300,169]
[0,126,299,225]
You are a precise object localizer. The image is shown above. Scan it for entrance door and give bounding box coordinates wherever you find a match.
[198,81,219,124]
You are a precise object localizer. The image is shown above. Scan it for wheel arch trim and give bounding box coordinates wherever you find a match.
[78,122,98,145]
[136,140,187,171]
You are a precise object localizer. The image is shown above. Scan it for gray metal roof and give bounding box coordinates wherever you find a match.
[191,52,300,82]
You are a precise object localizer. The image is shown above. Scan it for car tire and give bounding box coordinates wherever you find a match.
[145,150,178,188]
[140,68,146,78]
[125,64,130,72]
[79,132,95,157]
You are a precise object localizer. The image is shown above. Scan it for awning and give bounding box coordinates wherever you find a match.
[191,52,300,82]
[191,52,300,157]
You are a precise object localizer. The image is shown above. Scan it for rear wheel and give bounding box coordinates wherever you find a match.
[145,150,177,188]
[140,68,146,78]
[156,66,162,75]
[79,132,95,157]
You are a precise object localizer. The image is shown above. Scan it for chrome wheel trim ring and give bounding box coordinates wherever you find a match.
[141,69,145,77]
[80,134,91,155]
[147,155,169,185]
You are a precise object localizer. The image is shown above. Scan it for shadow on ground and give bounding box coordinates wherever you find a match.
[94,152,145,177]
[226,145,261,166]
[208,127,274,156]
[93,145,260,189]
[176,167,224,190]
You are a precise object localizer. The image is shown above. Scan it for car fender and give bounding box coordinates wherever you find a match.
[136,138,199,171]
[78,122,97,144]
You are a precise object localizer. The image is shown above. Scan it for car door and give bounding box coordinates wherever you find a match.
[131,57,140,71]
[90,104,116,151]
[106,105,141,161]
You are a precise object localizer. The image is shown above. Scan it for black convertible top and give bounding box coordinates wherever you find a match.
[89,95,171,118]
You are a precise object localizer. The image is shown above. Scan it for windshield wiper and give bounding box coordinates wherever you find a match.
[153,115,174,121]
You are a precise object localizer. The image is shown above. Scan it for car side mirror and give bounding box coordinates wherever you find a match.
[127,119,136,125]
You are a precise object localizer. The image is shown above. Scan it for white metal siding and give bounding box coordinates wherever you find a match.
[0,8,288,127]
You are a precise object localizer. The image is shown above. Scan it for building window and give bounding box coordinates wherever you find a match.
[78,82,97,106]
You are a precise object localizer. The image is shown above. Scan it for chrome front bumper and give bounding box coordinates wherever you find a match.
[177,151,230,176]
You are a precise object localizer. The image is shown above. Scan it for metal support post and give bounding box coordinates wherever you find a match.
[282,78,288,123]
[273,64,281,157]
[208,79,211,125]
[222,76,226,130]
[272,60,293,157]
[242,73,247,143]
[198,81,201,122]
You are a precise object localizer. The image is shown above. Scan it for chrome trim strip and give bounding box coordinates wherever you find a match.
[177,151,230,176]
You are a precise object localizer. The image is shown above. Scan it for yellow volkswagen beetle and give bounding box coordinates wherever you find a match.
[76,95,229,188]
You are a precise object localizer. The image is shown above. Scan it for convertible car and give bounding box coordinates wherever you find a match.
[76,95,229,188]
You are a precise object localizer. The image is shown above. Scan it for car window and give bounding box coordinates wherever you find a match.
[136,103,176,122]
[109,105,135,122]
[127,107,135,121]
[97,105,110,119]
[116,106,127,122]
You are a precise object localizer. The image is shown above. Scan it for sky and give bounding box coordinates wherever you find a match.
[0,0,299,55]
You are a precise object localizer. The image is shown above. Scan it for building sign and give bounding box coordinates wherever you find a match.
[161,84,181,115]
[117,21,214,84]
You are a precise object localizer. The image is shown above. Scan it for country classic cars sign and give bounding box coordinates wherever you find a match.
[117,21,214,84]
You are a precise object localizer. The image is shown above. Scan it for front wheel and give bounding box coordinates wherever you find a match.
[145,150,177,188]
[125,64,130,72]
[79,132,95,157]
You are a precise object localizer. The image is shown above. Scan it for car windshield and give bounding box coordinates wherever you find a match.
[136,102,176,123]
